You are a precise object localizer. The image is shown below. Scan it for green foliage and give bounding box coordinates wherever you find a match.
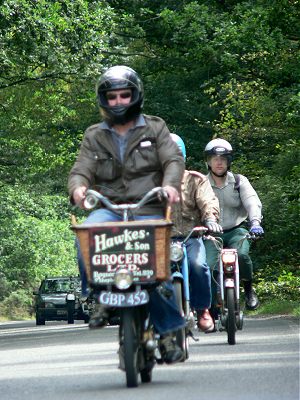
[0,289,33,320]
[254,264,300,302]
[0,0,299,318]
[0,184,78,301]
[0,0,117,89]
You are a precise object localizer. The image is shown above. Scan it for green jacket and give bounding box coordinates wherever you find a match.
[68,114,185,215]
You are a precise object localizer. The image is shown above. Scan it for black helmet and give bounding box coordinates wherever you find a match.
[96,65,144,125]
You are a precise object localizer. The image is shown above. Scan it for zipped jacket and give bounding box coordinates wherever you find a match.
[68,114,185,215]
[207,171,262,230]
[172,170,220,237]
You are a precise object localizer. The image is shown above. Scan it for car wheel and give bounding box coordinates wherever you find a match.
[36,313,45,325]
[67,302,75,324]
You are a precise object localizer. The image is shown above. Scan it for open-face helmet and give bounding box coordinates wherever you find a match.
[170,133,186,161]
[96,65,144,125]
[204,138,233,172]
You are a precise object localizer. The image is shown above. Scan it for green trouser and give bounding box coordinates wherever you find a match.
[204,226,253,306]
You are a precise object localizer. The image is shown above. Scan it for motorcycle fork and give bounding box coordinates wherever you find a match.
[182,246,190,308]
[182,246,196,333]
[219,251,240,313]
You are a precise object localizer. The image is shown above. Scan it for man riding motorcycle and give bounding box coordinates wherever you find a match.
[203,138,264,310]
[68,65,186,364]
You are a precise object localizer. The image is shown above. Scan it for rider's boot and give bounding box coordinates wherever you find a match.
[197,309,215,333]
[89,303,109,329]
[243,280,259,310]
[159,334,183,364]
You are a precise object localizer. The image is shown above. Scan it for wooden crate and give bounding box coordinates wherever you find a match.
[71,219,172,284]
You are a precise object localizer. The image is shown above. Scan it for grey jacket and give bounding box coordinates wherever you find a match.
[68,114,185,215]
[207,171,262,230]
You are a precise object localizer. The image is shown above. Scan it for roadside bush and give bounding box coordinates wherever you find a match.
[0,289,33,320]
[254,264,300,302]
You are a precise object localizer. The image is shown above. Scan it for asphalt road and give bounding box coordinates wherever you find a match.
[0,316,299,400]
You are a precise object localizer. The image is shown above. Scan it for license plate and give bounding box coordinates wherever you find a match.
[99,290,149,307]
[57,310,67,315]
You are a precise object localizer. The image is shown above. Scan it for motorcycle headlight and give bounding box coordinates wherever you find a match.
[114,268,133,290]
[170,243,184,262]
[222,251,236,265]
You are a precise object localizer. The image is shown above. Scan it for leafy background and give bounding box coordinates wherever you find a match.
[0,0,299,318]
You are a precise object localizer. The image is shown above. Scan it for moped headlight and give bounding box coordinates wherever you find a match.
[170,243,184,262]
[114,268,133,290]
[222,251,236,265]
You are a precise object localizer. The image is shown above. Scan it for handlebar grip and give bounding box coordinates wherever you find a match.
[83,194,99,210]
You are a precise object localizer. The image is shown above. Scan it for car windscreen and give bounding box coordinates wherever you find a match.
[42,279,74,293]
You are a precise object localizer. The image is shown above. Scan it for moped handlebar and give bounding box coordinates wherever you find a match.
[182,226,208,244]
[83,187,170,221]
[204,231,263,253]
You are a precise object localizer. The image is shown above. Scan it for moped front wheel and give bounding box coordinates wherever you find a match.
[122,308,139,387]
[173,280,188,360]
[226,288,236,345]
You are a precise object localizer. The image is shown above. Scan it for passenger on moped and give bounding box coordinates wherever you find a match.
[170,134,223,332]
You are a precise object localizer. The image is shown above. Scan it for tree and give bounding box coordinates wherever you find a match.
[0,0,299,315]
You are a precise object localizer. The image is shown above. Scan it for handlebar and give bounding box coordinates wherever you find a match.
[204,231,263,254]
[182,226,208,244]
[83,187,169,221]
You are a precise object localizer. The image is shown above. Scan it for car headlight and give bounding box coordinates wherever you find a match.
[170,242,184,262]
[66,293,75,301]
[114,268,133,290]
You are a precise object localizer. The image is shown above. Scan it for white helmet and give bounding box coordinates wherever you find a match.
[204,138,233,173]
[204,138,233,155]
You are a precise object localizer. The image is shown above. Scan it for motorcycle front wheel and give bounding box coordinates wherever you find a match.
[122,308,139,387]
[226,287,236,345]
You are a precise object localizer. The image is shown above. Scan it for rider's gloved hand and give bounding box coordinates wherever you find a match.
[250,220,264,237]
[204,219,223,234]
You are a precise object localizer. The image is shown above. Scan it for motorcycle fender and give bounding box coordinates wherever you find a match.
[172,271,183,280]
[224,279,235,288]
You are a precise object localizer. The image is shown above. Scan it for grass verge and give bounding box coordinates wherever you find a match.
[245,299,300,318]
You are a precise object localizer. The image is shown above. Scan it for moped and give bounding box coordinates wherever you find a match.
[170,226,208,358]
[206,232,258,345]
[71,187,175,387]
